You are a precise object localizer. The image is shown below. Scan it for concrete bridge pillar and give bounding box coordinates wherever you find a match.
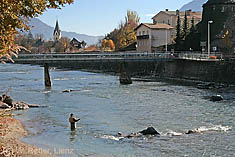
[44,63,52,87]
[119,62,132,85]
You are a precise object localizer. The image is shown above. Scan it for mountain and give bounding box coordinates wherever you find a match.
[27,18,103,45]
[180,0,208,11]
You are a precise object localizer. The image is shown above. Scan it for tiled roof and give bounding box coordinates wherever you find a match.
[152,10,202,19]
[135,23,174,30]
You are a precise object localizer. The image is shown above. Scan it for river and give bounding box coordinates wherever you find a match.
[0,63,235,157]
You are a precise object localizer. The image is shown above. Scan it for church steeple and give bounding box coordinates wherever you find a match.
[53,20,61,41]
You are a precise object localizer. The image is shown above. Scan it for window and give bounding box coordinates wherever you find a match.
[232,7,234,12]
[147,30,149,34]
[142,31,145,35]
[168,20,170,25]
[153,19,156,24]
[221,6,225,12]
[212,5,216,11]
[139,31,141,36]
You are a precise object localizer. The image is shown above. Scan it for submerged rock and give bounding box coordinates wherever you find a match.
[210,95,223,102]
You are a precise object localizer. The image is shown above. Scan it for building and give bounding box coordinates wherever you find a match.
[200,0,235,54]
[152,9,202,28]
[53,20,62,41]
[135,9,202,53]
[135,23,174,53]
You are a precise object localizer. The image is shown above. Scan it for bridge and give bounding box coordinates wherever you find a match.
[12,52,224,77]
[11,52,227,86]
[13,52,223,64]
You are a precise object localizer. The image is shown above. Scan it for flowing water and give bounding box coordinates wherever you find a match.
[0,64,235,157]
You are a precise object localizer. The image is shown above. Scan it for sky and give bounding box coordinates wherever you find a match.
[38,0,193,36]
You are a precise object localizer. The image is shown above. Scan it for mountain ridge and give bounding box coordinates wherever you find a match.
[27,18,103,45]
[180,0,208,11]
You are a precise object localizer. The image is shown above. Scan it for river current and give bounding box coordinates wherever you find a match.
[0,64,235,157]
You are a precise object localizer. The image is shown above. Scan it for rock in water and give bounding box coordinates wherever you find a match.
[0,101,11,109]
[13,101,29,110]
[27,104,40,108]
[139,127,160,135]
[2,95,13,107]
[210,95,223,102]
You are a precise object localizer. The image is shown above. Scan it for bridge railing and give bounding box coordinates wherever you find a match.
[17,52,176,60]
[177,52,223,61]
[16,52,224,61]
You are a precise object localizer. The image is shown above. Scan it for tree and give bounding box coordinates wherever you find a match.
[183,17,201,51]
[108,40,115,50]
[101,39,115,51]
[175,14,182,50]
[125,10,140,28]
[190,17,196,34]
[0,0,74,62]
[103,10,140,51]
[182,12,189,40]
[60,37,71,52]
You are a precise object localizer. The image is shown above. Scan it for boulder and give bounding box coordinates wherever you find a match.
[0,101,11,109]
[139,127,160,135]
[210,95,223,102]
[2,95,13,107]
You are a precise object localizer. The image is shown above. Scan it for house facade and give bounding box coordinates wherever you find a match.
[135,23,174,53]
[152,9,202,28]
[135,9,202,53]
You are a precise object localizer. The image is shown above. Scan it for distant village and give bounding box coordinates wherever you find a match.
[17,0,235,57]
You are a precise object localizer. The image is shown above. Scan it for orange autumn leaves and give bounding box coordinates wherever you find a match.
[0,0,74,62]
[102,39,115,51]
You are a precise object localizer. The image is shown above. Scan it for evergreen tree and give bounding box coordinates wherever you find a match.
[184,17,201,51]
[182,11,189,40]
[175,14,182,51]
[190,17,195,34]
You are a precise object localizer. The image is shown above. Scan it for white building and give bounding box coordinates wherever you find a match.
[135,23,174,53]
[152,9,202,28]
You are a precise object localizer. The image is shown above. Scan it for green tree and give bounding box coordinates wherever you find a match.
[182,12,189,40]
[184,17,201,51]
[0,0,74,62]
[175,14,182,50]
[190,17,195,34]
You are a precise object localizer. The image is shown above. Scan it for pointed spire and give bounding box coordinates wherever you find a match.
[53,20,61,41]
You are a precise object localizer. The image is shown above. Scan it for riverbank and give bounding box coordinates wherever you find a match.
[0,110,50,157]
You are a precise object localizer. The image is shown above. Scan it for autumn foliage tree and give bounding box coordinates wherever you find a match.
[104,10,140,51]
[102,39,115,51]
[0,0,74,62]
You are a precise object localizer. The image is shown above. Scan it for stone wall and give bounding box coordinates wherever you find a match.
[158,60,235,84]
[46,59,235,85]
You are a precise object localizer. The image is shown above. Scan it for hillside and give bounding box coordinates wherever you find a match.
[27,18,103,45]
[180,0,208,11]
